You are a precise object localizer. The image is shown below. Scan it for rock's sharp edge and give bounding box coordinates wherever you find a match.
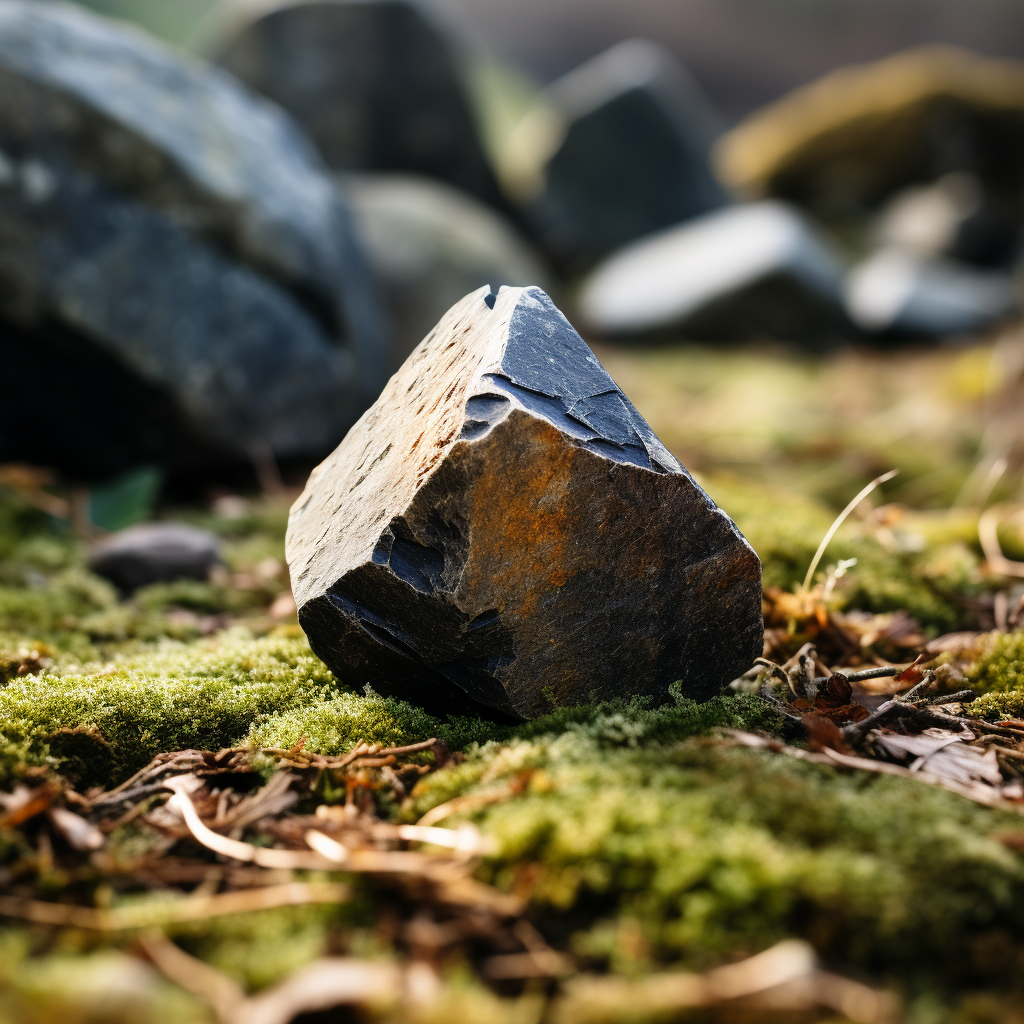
[288,286,763,719]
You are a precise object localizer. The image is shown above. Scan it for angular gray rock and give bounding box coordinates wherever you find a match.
[520,39,728,270]
[844,249,1018,337]
[286,285,763,720]
[90,523,220,594]
[577,200,851,344]
[0,0,386,479]
[344,172,551,364]
[214,0,507,212]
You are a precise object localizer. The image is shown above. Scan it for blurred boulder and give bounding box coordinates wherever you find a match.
[717,46,1024,225]
[512,39,727,270]
[0,0,386,481]
[873,172,1020,268]
[578,201,849,344]
[90,522,220,593]
[286,285,762,719]
[344,172,550,362]
[844,249,1017,336]
[214,0,506,211]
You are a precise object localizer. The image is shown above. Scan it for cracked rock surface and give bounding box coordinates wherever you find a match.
[287,286,762,720]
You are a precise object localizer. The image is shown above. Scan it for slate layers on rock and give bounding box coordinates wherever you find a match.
[0,0,386,479]
[214,0,507,212]
[287,286,762,720]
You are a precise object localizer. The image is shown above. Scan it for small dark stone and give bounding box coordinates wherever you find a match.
[524,39,727,270]
[578,201,852,344]
[214,0,507,212]
[0,0,386,480]
[90,523,220,594]
[287,285,763,720]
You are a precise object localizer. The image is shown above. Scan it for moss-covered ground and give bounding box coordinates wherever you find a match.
[3,336,1024,1023]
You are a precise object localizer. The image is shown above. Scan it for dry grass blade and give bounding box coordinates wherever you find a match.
[142,937,408,1024]
[304,829,479,878]
[245,959,405,1024]
[551,939,895,1024]
[0,883,352,930]
[139,934,245,1024]
[47,806,105,851]
[391,823,494,854]
[724,730,1024,812]
[0,783,57,828]
[165,778,336,870]
[416,790,518,828]
[979,502,1024,578]
[802,469,899,591]
[481,949,574,979]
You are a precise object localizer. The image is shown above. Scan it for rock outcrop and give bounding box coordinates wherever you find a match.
[0,0,385,480]
[286,285,762,720]
[214,0,506,211]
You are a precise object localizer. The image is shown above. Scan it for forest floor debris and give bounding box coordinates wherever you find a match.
[4,336,1024,1022]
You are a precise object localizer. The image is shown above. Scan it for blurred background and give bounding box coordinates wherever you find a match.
[75,0,1024,120]
[3,0,1024,601]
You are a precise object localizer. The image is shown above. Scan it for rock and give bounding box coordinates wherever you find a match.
[577,201,850,344]
[344,172,551,364]
[0,0,386,480]
[873,172,1020,268]
[844,249,1017,337]
[511,39,727,269]
[717,45,1024,224]
[214,0,506,211]
[90,523,220,594]
[286,285,762,720]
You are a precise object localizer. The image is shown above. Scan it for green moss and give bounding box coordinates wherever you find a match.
[250,689,781,761]
[969,634,1024,696]
[168,903,357,992]
[410,733,1024,987]
[0,933,212,1024]
[0,568,118,634]
[0,631,340,784]
[970,691,1024,719]
[706,473,980,632]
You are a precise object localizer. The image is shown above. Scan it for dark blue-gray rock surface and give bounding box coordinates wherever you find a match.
[214,0,507,212]
[286,285,763,720]
[90,522,220,594]
[0,0,386,479]
[525,39,728,270]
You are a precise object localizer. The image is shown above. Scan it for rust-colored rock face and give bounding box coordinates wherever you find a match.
[286,285,762,719]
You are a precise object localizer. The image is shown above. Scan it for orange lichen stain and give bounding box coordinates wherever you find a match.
[465,417,576,621]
